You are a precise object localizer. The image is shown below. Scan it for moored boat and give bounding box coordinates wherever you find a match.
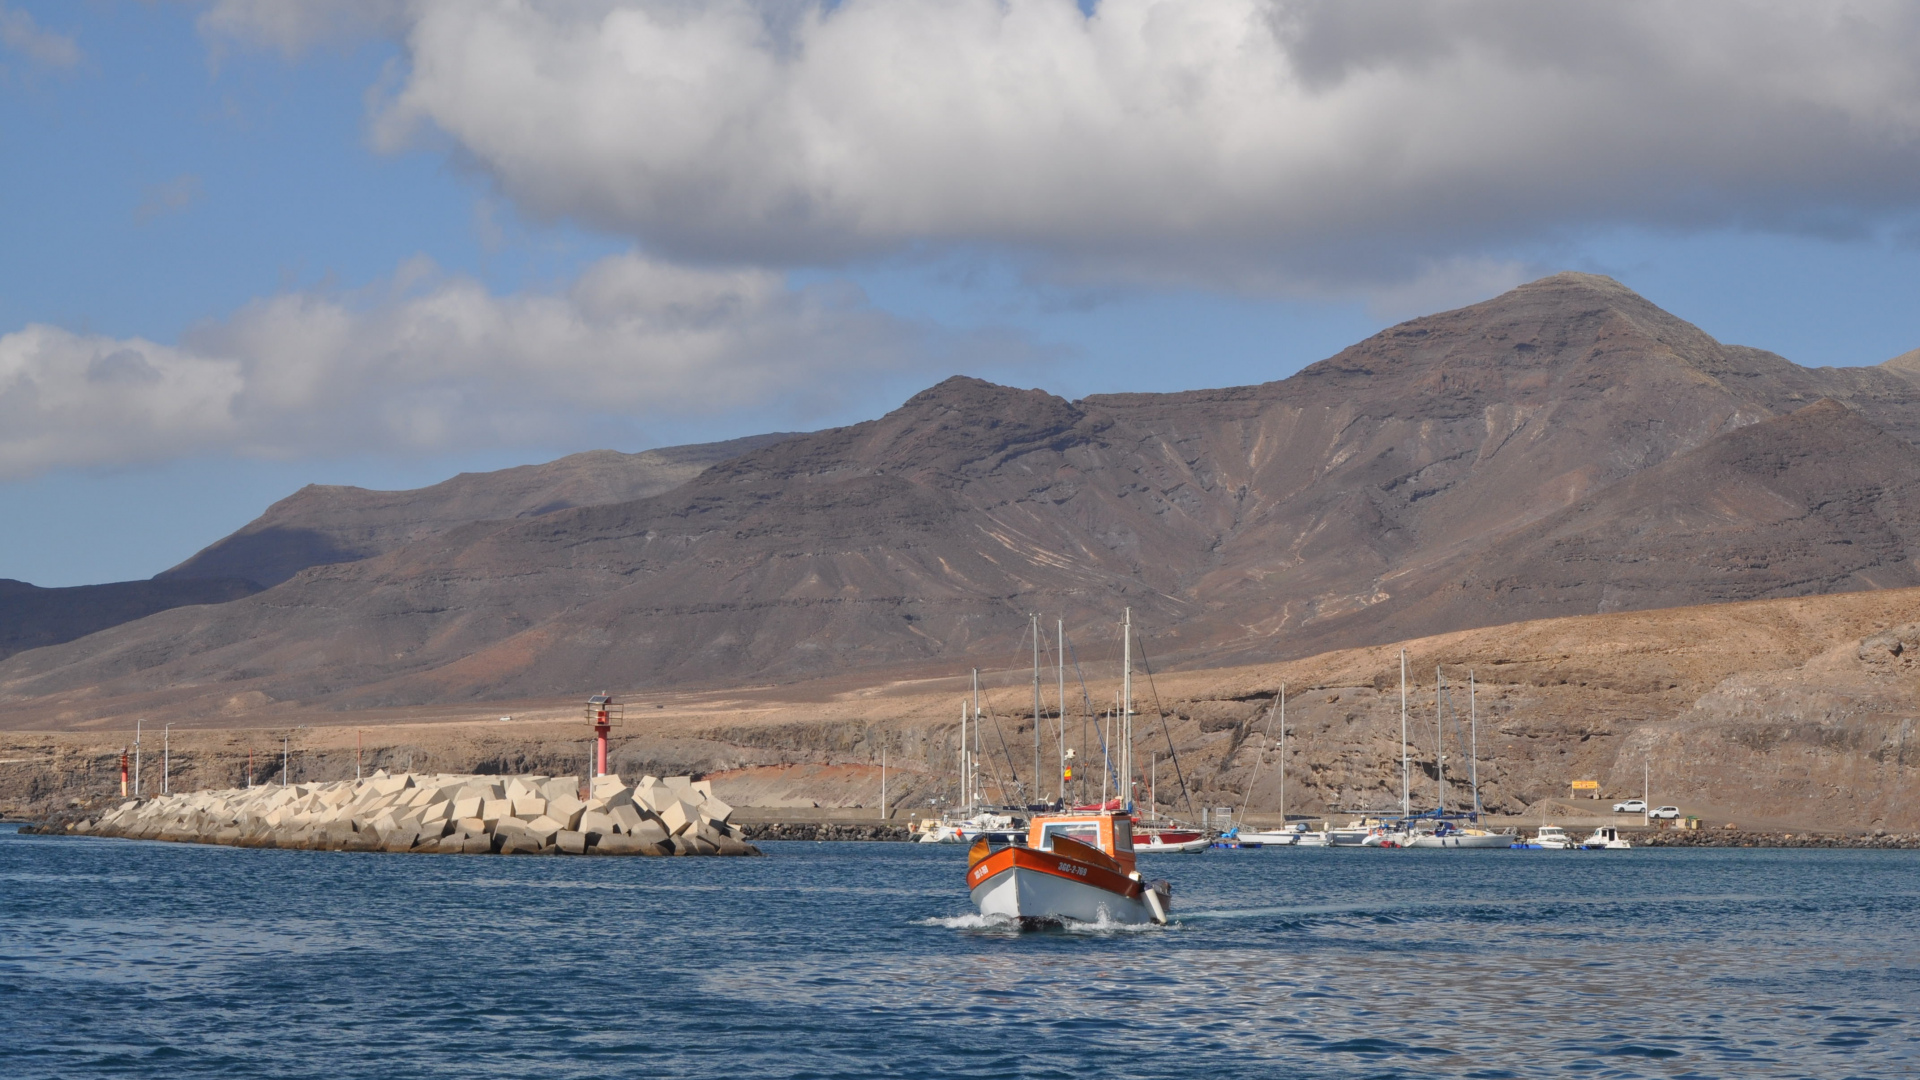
[968,809,1172,927]
[1511,824,1574,850]
[1132,827,1211,854]
[1579,825,1632,850]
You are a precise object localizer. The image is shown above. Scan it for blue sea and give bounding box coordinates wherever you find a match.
[3,824,1916,1079]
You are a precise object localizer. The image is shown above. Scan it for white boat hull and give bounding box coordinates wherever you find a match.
[1134,836,1211,854]
[1406,832,1513,849]
[970,865,1158,926]
[1235,830,1298,846]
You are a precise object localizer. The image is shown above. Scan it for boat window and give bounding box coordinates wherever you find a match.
[1039,822,1100,850]
[1112,818,1133,853]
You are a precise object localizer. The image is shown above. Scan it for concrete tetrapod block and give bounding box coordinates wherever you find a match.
[658,799,695,837]
[591,833,641,855]
[463,834,493,855]
[590,773,625,799]
[608,804,645,833]
[579,810,615,838]
[627,818,669,848]
[511,795,546,819]
[546,796,586,830]
[540,777,579,804]
[482,798,511,822]
[699,795,734,824]
[525,816,564,846]
[556,830,587,855]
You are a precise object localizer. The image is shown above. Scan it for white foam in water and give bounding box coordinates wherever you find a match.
[914,911,1168,933]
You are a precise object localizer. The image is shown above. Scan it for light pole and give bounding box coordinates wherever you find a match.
[162,723,172,795]
[133,719,143,797]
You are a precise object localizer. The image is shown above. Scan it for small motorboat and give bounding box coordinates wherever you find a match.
[1132,827,1211,854]
[1579,825,1633,850]
[1511,824,1574,850]
[968,809,1172,927]
[916,811,1024,844]
[1232,823,1300,847]
[1328,816,1396,846]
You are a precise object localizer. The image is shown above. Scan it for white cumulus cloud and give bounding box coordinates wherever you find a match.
[292,0,1920,293]
[0,253,949,478]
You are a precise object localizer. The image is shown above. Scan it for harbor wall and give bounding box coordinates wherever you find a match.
[36,770,758,856]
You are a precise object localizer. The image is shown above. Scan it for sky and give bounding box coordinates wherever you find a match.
[3,0,1919,587]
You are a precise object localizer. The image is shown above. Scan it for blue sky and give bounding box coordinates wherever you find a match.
[3,1,1919,586]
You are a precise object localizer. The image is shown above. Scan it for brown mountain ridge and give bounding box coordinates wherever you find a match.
[6,272,1920,726]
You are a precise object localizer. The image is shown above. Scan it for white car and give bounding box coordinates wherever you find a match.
[1613,799,1647,813]
[1649,806,1681,820]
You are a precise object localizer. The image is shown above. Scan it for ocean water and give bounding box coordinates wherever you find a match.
[3,825,1917,1079]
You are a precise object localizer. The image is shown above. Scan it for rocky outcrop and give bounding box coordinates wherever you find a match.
[61,770,758,856]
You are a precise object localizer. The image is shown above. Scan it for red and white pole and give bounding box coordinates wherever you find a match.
[595,709,610,777]
[120,749,129,797]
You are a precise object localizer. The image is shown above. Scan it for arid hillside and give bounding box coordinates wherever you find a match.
[5,272,1920,726]
[9,587,1918,832]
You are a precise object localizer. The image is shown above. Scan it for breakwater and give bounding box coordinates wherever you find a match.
[1635,828,1920,849]
[48,770,758,856]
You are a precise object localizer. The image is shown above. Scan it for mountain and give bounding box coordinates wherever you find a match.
[8,272,1920,723]
[0,577,261,664]
[160,432,799,588]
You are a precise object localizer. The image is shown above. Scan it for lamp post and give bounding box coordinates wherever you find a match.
[162,723,172,795]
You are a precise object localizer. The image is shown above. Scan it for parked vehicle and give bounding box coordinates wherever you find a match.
[1613,799,1647,814]
[1649,806,1680,819]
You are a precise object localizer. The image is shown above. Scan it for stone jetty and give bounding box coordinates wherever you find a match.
[64,770,758,856]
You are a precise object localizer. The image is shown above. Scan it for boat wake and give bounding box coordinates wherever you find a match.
[915,912,1168,934]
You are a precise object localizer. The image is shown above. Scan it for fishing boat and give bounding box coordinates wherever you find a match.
[967,808,1172,926]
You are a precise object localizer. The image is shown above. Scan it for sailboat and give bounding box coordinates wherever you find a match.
[1233,685,1309,848]
[919,671,1027,843]
[1401,667,1515,849]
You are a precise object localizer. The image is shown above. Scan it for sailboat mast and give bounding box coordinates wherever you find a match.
[1399,649,1409,816]
[1057,618,1066,807]
[959,698,968,815]
[1122,607,1132,812]
[1469,669,1481,818]
[1279,682,1287,824]
[1435,664,1447,814]
[1032,613,1041,807]
[971,668,982,814]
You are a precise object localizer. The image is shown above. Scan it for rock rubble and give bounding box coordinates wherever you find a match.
[62,770,758,856]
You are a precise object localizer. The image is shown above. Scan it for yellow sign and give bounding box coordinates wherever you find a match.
[1570,780,1599,791]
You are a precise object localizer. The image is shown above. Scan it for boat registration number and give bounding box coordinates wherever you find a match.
[1056,861,1088,877]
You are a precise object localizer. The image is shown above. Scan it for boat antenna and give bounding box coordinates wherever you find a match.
[1399,649,1409,817]
[1469,669,1481,820]
[1132,626,1199,824]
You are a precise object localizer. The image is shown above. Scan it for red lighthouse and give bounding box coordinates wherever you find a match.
[587,694,622,778]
